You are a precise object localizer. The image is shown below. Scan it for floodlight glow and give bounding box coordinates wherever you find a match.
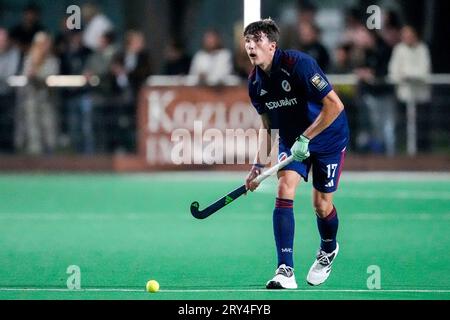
[244,0,261,29]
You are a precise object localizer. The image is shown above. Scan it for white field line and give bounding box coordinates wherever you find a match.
[0,212,449,221]
[0,287,449,294]
[4,172,449,182]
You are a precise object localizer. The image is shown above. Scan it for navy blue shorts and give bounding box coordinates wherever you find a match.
[278,141,346,193]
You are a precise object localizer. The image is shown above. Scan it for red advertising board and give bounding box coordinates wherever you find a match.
[137,86,264,169]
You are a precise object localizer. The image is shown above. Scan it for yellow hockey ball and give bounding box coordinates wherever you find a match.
[146,280,160,293]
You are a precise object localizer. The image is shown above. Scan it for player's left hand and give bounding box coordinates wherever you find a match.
[245,164,263,192]
[290,135,310,162]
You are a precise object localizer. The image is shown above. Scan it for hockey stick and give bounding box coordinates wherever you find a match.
[190,155,294,219]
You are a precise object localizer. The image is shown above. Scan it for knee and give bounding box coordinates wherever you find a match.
[314,199,333,218]
[277,181,296,199]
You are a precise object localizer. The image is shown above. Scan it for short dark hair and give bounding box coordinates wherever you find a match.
[243,18,280,43]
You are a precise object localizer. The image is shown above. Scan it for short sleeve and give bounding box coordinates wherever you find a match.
[295,55,332,102]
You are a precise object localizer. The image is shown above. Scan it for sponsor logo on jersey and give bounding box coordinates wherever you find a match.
[260,89,268,96]
[281,80,291,92]
[281,248,293,253]
[278,152,288,163]
[310,73,328,91]
[265,97,297,110]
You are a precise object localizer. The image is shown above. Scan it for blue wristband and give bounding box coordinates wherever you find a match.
[252,163,265,169]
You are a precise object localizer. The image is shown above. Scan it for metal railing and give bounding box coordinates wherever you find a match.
[146,74,450,156]
[5,73,450,156]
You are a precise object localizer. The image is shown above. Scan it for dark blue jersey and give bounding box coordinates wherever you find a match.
[248,48,349,154]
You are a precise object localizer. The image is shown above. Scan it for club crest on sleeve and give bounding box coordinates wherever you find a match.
[281,80,291,92]
[278,152,288,163]
[310,73,328,91]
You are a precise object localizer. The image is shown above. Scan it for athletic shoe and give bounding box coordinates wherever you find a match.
[306,243,339,286]
[266,264,298,289]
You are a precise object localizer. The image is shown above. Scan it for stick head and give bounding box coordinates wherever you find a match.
[190,201,201,218]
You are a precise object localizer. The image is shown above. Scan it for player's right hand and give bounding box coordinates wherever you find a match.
[245,164,264,192]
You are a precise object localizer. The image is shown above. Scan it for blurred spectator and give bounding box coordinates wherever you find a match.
[15,32,60,155]
[233,37,253,80]
[0,28,20,92]
[78,31,118,154]
[296,22,330,71]
[112,30,152,94]
[279,1,317,51]
[189,29,233,86]
[81,2,113,51]
[84,31,117,81]
[9,3,44,55]
[329,42,357,151]
[0,28,21,152]
[353,29,396,156]
[54,16,76,59]
[161,39,191,75]
[389,26,431,105]
[233,24,253,80]
[342,7,367,53]
[60,30,92,76]
[297,0,317,25]
[59,30,93,154]
[381,10,402,49]
[107,30,152,153]
[330,43,353,74]
[389,25,432,152]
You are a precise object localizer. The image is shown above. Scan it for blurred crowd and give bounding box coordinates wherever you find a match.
[1,3,152,155]
[277,4,432,156]
[0,2,435,156]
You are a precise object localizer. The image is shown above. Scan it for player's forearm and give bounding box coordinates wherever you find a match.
[254,124,272,165]
[302,91,344,140]
[254,115,273,165]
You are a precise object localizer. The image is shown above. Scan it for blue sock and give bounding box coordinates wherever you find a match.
[316,206,339,253]
[273,198,295,268]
